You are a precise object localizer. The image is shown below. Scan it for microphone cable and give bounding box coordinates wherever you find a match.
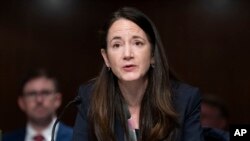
[51,96,81,141]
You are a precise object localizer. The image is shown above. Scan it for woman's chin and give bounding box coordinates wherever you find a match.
[118,75,145,83]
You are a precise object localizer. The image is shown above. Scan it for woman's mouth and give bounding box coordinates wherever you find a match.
[122,64,136,72]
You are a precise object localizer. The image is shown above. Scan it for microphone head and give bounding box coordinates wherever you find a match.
[73,96,82,105]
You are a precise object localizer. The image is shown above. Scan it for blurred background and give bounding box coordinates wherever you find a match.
[0,0,249,132]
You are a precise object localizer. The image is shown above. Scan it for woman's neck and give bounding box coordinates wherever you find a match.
[118,78,148,108]
[118,78,148,129]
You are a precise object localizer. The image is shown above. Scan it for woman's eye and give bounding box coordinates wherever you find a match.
[135,41,143,46]
[112,43,120,48]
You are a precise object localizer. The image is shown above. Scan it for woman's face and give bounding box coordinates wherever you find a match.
[101,18,154,82]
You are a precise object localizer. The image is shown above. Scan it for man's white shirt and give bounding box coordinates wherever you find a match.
[25,117,59,141]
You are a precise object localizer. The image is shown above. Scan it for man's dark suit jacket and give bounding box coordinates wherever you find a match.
[3,122,73,141]
[72,81,204,141]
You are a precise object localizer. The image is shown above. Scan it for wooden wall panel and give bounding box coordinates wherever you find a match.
[1,0,249,132]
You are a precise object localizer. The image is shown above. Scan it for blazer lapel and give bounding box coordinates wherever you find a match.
[115,118,125,141]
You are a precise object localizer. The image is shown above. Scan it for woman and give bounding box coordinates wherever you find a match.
[73,7,204,141]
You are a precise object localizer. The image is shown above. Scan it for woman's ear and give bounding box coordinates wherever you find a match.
[151,57,155,65]
[101,49,110,67]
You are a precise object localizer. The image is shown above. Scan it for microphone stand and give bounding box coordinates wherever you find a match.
[51,96,81,141]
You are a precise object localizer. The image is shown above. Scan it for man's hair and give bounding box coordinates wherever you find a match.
[19,68,60,95]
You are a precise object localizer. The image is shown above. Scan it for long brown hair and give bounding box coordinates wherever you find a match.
[88,7,179,141]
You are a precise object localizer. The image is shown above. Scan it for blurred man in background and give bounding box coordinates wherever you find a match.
[201,94,229,141]
[3,69,72,141]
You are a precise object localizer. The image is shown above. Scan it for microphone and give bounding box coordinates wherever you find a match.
[51,96,81,141]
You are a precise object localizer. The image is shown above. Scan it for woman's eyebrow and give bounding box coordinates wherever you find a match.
[132,35,145,41]
[109,35,145,43]
[110,36,122,42]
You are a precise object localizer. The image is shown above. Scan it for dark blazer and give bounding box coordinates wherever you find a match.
[2,122,73,141]
[72,81,204,141]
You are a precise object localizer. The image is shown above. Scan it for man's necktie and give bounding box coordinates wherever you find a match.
[33,134,45,141]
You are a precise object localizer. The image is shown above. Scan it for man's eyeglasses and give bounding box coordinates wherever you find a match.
[23,90,56,100]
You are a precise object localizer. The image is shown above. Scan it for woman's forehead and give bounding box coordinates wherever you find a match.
[107,19,147,41]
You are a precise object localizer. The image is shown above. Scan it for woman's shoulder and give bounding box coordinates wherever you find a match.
[170,80,202,120]
[78,80,95,97]
[77,80,95,108]
[171,80,200,96]
[171,80,201,101]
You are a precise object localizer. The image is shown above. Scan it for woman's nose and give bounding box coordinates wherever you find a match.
[123,45,134,60]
